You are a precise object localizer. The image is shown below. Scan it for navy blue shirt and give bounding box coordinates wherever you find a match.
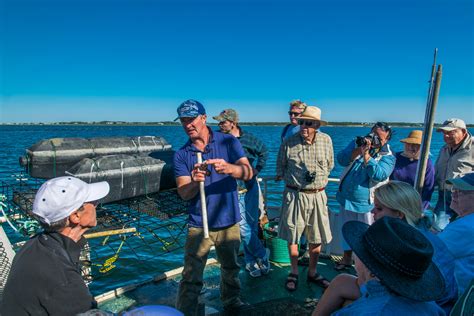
[174,128,246,228]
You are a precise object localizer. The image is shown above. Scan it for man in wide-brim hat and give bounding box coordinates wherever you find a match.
[276,105,334,291]
[331,217,446,315]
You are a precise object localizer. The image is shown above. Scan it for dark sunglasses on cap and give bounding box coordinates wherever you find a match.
[298,119,318,127]
[288,111,301,117]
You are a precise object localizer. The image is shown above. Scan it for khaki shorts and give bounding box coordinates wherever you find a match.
[278,189,332,245]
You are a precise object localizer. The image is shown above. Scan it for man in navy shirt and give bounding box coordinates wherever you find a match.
[173,100,253,315]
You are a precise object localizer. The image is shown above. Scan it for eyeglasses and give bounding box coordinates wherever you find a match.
[288,111,302,117]
[298,120,317,127]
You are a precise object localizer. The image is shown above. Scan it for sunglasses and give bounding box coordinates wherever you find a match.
[298,120,317,127]
[288,111,302,117]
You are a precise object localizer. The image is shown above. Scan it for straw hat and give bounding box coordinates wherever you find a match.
[298,106,327,126]
[400,130,423,145]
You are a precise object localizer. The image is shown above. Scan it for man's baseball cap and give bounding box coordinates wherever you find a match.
[33,176,110,224]
[436,118,466,132]
[174,99,206,121]
[446,173,474,191]
[213,109,239,123]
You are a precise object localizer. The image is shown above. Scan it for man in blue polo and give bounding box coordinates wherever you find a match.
[173,99,253,315]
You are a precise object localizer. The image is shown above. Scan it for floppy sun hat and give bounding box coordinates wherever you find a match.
[342,217,445,302]
[33,176,110,224]
[400,130,423,145]
[297,106,328,125]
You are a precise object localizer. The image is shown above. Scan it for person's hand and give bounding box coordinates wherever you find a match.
[192,163,208,182]
[361,138,372,162]
[206,158,233,175]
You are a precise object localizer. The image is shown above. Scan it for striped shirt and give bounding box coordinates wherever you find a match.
[276,132,334,189]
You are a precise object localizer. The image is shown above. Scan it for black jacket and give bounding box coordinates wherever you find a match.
[1,232,96,315]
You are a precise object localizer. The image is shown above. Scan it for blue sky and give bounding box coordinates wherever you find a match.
[1,0,472,123]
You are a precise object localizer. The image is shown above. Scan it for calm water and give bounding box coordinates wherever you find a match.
[0,124,468,295]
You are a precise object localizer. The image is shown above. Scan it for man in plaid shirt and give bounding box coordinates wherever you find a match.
[276,105,334,291]
[213,108,271,278]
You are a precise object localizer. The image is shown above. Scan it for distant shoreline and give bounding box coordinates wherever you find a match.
[1,121,473,128]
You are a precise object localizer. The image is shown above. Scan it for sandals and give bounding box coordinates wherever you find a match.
[334,261,352,271]
[307,273,330,289]
[285,273,299,291]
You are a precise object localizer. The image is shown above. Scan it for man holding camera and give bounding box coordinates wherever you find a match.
[335,122,395,271]
[276,106,334,291]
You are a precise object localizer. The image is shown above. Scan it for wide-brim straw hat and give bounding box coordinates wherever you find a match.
[400,130,423,145]
[342,217,445,302]
[298,106,328,126]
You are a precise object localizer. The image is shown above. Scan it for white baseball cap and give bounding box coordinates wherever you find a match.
[436,118,467,132]
[33,176,110,224]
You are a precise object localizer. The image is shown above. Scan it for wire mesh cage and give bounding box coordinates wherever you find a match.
[0,174,190,287]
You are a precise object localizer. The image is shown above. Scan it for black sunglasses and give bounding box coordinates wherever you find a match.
[288,111,301,117]
[298,120,317,127]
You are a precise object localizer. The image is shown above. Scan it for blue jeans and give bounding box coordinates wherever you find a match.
[239,177,266,265]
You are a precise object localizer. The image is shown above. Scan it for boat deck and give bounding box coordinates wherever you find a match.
[98,254,354,315]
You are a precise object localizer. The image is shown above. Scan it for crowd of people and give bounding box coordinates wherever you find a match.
[0,99,472,316]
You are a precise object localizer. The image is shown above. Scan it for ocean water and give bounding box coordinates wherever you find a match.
[0,124,468,296]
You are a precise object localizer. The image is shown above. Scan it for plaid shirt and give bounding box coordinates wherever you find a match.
[276,132,334,189]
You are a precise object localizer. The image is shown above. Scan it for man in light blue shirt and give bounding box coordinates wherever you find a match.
[438,173,474,297]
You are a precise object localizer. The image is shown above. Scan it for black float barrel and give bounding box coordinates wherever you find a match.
[19,136,171,179]
[66,154,173,204]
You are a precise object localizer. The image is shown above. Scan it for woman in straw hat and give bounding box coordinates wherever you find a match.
[390,130,435,209]
[313,181,457,316]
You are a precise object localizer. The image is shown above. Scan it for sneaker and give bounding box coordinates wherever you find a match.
[245,262,262,277]
[257,248,271,275]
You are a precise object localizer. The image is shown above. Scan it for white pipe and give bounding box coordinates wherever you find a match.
[196,152,209,239]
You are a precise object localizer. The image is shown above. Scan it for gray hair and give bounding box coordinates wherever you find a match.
[374,181,423,227]
[37,205,85,232]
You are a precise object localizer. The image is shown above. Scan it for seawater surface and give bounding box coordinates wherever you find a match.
[0,124,467,295]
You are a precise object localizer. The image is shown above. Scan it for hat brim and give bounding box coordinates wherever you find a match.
[436,126,458,132]
[400,137,422,145]
[212,115,225,122]
[342,221,445,302]
[85,181,110,202]
[446,178,474,191]
[297,116,328,126]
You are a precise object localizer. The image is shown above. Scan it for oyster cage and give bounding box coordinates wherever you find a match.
[0,175,190,285]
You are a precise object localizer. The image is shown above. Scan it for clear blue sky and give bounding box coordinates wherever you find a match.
[1,0,473,123]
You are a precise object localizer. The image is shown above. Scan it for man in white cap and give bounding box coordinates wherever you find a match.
[276,105,334,291]
[1,176,110,316]
[434,118,473,222]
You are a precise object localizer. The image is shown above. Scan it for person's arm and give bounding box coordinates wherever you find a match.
[365,154,396,182]
[275,142,287,181]
[312,274,361,316]
[327,136,335,173]
[337,141,357,166]
[206,157,253,181]
[422,159,436,205]
[176,158,209,200]
[254,136,269,175]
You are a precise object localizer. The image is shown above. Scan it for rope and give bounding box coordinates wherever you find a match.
[95,236,126,274]
[120,161,124,189]
[50,140,57,177]
[0,200,18,233]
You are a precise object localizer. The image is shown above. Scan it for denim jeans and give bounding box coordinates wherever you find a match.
[176,223,241,316]
[239,177,266,265]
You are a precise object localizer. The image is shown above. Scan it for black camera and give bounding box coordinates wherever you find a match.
[355,132,381,148]
[305,171,316,183]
